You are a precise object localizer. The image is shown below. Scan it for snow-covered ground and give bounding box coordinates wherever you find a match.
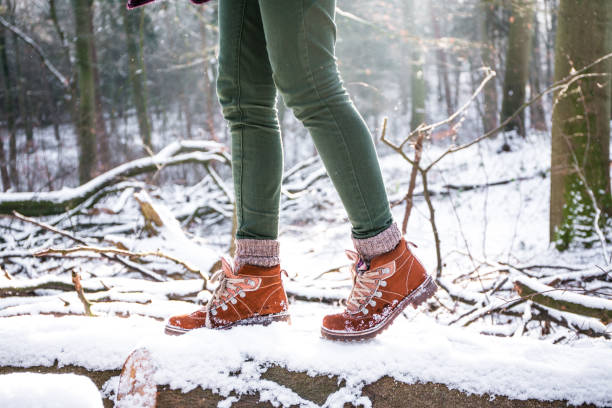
[2,305,611,407]
[1,115,611,406]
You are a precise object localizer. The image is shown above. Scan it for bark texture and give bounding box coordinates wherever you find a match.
[500,0,535,137]
[122,6,151,150]
[71,0,97,183]
[480,0,499,133]
[549,0,612,249]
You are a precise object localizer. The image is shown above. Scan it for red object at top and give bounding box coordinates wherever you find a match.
[127,0,210,9]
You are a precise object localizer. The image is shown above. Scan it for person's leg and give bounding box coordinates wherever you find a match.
[217,0,282,268]
[258,0,401,259]
[256,0,437,341]
[166,1,293,336]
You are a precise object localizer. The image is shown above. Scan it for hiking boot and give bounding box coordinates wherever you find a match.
[165,258,290,335]
[321,238,437,341]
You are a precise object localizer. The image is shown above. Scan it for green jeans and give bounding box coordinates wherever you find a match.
[217,0,393,240]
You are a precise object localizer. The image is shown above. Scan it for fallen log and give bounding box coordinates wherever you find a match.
[0,140,228,216]
[514,276,612,324]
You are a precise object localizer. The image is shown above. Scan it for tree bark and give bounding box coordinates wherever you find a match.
[430,7,452,118]
[122,6,151,150]
[406,0,426,131]
[71,0,97,183]
[199,8,217,141]
[500,0,535,137]
[480,0,499,133]
[0,131,10,191]
[0,6,16,189]
[12,31,33,152]
[529,14,547,131]
[87,0,110,171]
[549,0,612,249]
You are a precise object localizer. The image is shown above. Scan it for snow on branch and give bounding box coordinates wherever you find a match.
[514,275,612,324]
[0,140,229,216]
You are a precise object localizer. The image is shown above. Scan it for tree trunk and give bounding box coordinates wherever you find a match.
[71,0,97,183]
[0,131,9,191]
[480,0,499,133]
[529,14,547,131]
[122,6,151,150]
[87,0,110,171]
[500,0,535,137]
[549,0,612,249]
[430,8,453,118]
[0,11,16,189]
[12,32,34,152]
[406,0,426,131]
[199,8,217,141]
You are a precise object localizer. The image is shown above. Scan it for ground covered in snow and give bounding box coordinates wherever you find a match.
[2,304,611,407]
[1,124,611,406]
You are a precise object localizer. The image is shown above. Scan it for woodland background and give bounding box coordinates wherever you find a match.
[0,0,611,362]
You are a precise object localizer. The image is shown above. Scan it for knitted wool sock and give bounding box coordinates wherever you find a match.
[234,239,280,272]
[352,222,402,262]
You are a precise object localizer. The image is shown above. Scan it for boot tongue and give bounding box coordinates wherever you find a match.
[220,257,238,278]
[356,258,369,273]
[345,250,370,273]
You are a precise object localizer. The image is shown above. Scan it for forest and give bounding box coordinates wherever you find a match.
[0,0,611,407]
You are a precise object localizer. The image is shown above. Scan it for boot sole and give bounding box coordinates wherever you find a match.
[320,275,437,342]
[164,312,291,336]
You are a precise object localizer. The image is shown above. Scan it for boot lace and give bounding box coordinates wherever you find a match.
[345,251,381,314]
[205,258,248,328]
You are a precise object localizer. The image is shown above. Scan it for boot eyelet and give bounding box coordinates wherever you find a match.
[380,281,387,287]
[362,308,369,315]
[221,304,228,311]
[230,298,237,304]
[211,309,217,316]
[375,291,382,297]
[239,291,246,298]
[369,300,376,306]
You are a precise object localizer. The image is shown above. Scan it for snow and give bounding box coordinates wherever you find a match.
[1,106,611,407]
[0,373,103,408]
[515,275,612,311]
[1,305,611,407]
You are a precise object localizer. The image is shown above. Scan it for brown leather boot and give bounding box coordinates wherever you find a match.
[165,258,290,335]
[321,238,437,341]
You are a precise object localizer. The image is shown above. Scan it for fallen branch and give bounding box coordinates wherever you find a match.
[531,303,610,339]
[35,245,201,277]
[514,276,612,323]
[0,140,228,216]
[11,212,165,281]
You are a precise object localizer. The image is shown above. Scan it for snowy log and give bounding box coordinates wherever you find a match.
[0,140,229,216]
[514,276,612,324]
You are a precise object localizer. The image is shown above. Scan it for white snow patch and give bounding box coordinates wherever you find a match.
[0,373,103,408]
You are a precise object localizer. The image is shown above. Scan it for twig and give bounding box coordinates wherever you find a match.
[401,124,426,234]
[72,270,95,317]
[0,15,69,88]
[2,266,12,280]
